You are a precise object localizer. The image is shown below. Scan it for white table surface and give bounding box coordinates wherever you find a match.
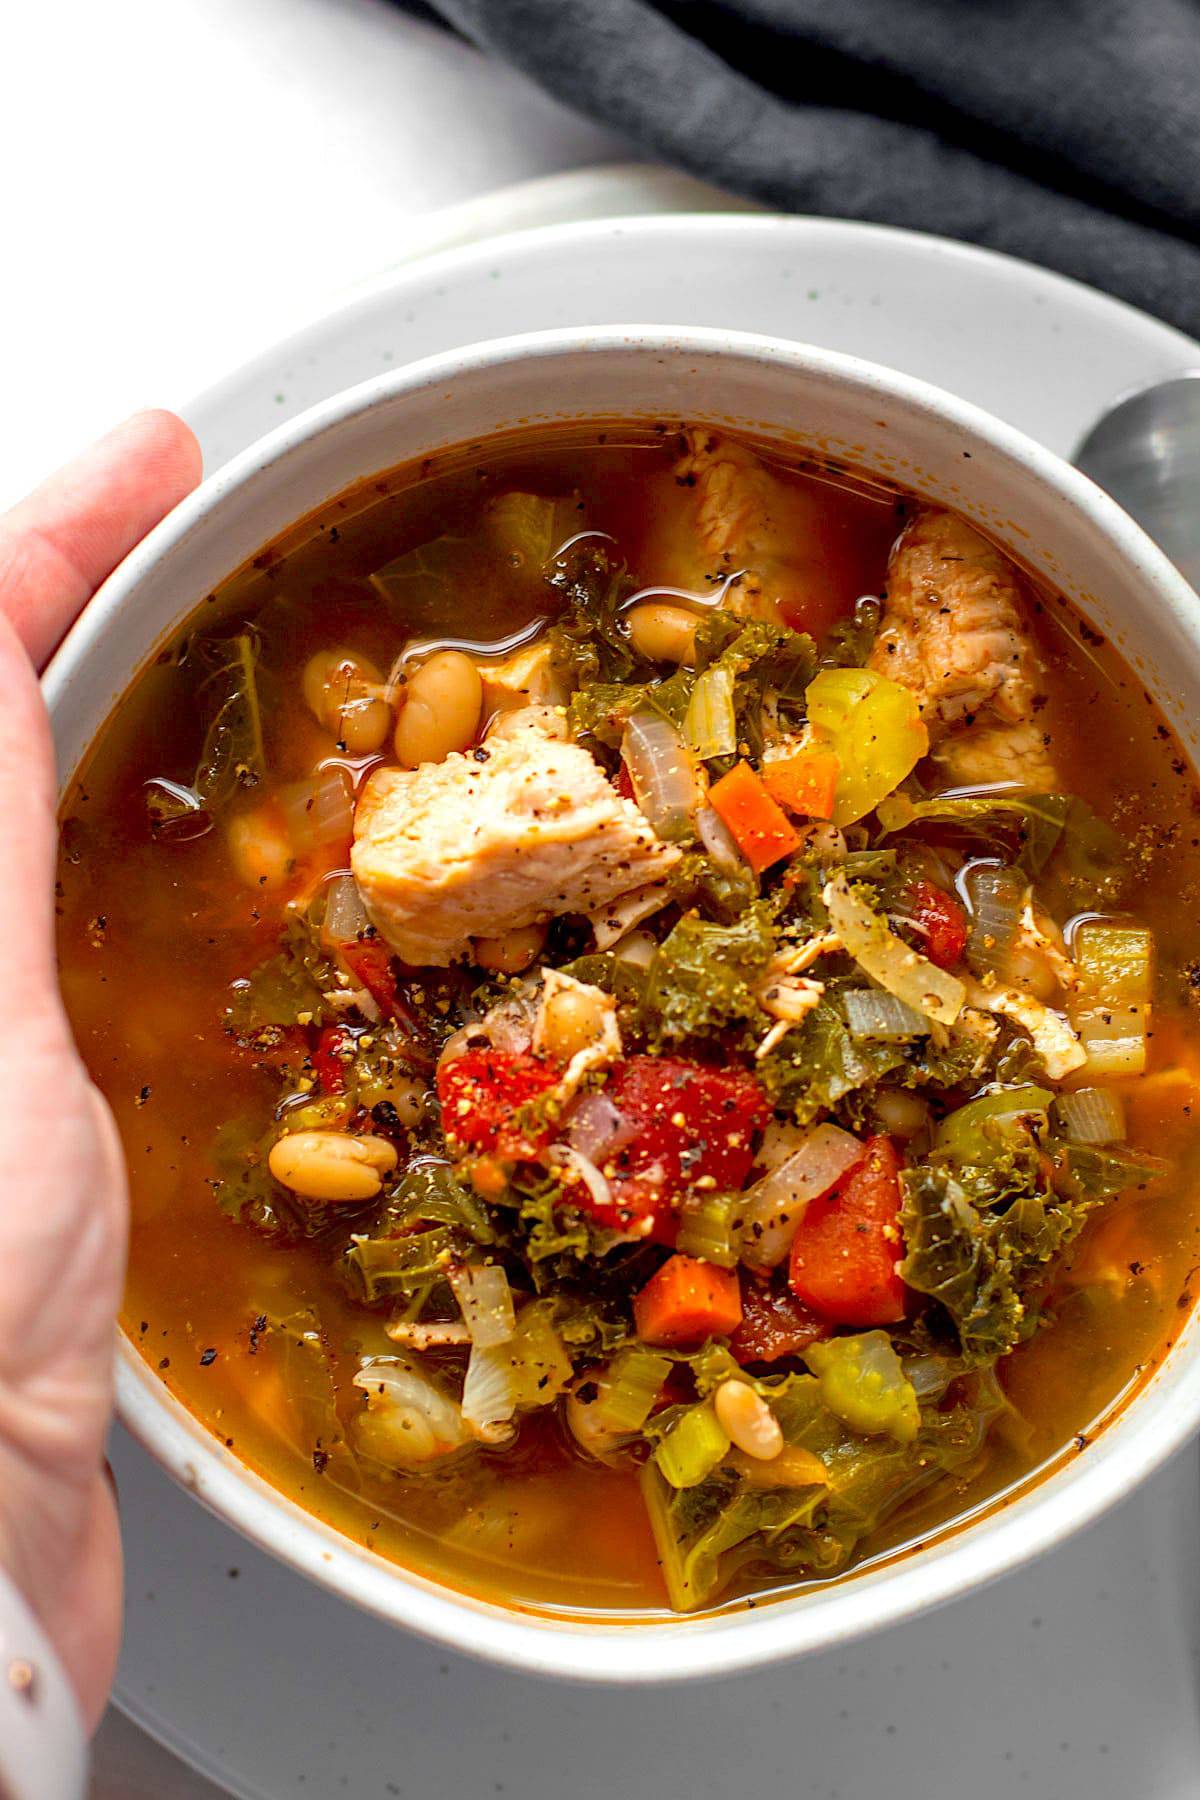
[2,0,626,511]
[5,0,624,1790]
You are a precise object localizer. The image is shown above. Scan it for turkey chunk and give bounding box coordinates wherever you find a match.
[660,431,881,637]
[870,509,1055,789]
[679,429,797,621]
[351,712,681,966]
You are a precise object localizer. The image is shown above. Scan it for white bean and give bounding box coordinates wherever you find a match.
[393,650,483,767]
[227,807,292,891]
[371,1076,427,1131]
[472,922,547,974]
[626,601,698,666]
[1007,941,1059,1001]
[268,1130,398,1202]
[872,1088,930,1139]
[537,983,613,1062]
[486,703,568,743]
[302,647,392,754]
[714,1379,784,1461]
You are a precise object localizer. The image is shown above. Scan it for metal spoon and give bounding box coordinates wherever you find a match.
[1073,372,1200,591]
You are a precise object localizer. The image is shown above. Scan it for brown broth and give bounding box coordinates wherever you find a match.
[55,424,1200,1618]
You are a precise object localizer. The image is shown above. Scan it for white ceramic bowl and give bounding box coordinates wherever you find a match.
[45,326,1200,1682]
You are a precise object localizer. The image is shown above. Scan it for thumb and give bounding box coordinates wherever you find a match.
[0,410,202,670]
[0,410,201,1010]
[0,616,70,1022]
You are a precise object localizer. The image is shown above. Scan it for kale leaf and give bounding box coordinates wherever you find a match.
[639,1360,1003,1610]
[880,791,1125,907]
[757,997,907,1124]
[148,631,268,829]
[545,543,639,683]
[226,911,338,1030]
[641,902,777,1046]
[694,614,818,758]
[897,1164,1093,1363]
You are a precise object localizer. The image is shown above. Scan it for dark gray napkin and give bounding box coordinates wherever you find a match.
[399,0,1200,338]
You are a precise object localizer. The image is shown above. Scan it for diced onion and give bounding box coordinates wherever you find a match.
[448,1262,516,1348]
[590,882,671,950]
[549,1144,614,1214]
[963,863,1025,981]
[1056,1087,1126,1145]
[621,710,699,841]
[322,872,371,949]
[683,665,737,759]
[741,1122,865,1272]
[460,1343,517,1433]
[565,1092,635,1164]
[353,1356,469,1463]
[843,988,928,1040]
[824,873,965,1026]
[696,803,747,872]
[611,928,658,969]
[279,766,354,851]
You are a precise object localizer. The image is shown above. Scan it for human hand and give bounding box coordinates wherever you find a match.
[0,413,201,1728]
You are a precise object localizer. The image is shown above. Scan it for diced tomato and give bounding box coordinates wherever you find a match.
[761,746,841,821]
[339,935,398,1013]
[614,761,636,801]
[575,1056,770,1241]
[729,1274,826,1364]
[436,1047,563,1162]
[633,1254,743,1347]
[339,936,441,1066]
[312,1025,354,1095]
[788,1135,907,1326]
[903,878,968,970]
[707,761,802,873]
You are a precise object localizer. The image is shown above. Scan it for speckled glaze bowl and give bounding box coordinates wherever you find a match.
[44,327,1200,1682]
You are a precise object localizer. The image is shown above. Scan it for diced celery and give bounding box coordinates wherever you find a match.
[805,1331,919,1445]
[804,668,928,826]
[505,1302,574,1410]
[683,665,738,759]
[654,1402,732,1488]
[676,1189,744,1268]
[1074,1006,1148,1078]
[1073,922,1153,1003]
[935,1085,1053,1163]
[1070,921,1153,1079]
[1055,1087,1126,1145]
[805,667,876,736]
[593,1346,672,1434]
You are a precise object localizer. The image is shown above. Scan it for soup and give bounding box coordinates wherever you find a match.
[56,423,1200,1618]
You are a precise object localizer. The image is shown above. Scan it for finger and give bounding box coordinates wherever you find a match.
[0,410,202,669]
[0,614,66,1012]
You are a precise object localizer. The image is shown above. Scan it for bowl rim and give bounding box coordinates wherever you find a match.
[48,322,1200,1683]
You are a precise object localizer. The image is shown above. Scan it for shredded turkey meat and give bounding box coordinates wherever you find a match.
[869,508,1056,789]
[351,710,681,965]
